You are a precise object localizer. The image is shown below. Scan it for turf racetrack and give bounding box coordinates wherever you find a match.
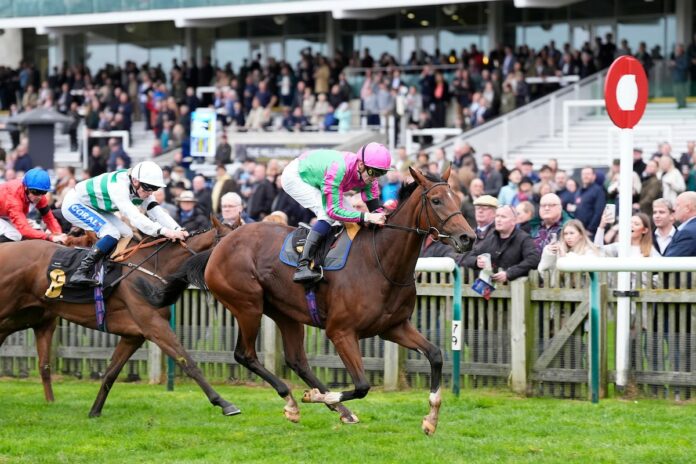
[1,379,695,463]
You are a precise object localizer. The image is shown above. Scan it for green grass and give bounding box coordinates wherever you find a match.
[1,378,695,464]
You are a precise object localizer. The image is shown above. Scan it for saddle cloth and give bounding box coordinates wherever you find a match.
[44,247,122,303]
[279,223,360,271]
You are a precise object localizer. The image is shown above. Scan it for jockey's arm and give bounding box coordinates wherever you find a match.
[141,197,183,232]
[110,187,164,237]
[6,199,52,241]
[361,180,383,212]
[322,163,363,223]
[36,197,63,235]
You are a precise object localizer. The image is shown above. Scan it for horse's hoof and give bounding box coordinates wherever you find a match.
[340,413,359,424]
[222,404,242,416]
[421,417,437,436]
[284,408,300,423]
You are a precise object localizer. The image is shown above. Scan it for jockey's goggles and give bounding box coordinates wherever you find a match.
[365,167,388,178]
[139,183,159,192]
[27,188,47,196]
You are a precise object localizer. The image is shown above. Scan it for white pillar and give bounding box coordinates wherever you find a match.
[0,28,23,68]
[675,0,693,48]
[326,12,337,59]
[48,32,65,72]
[486,1,503,53]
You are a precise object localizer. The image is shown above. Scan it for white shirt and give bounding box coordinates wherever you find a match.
[654,226,676,254]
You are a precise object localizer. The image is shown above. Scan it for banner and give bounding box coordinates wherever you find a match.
[190,109,216,157]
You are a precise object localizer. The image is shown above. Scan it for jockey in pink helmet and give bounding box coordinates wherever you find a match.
[281,142,393,283]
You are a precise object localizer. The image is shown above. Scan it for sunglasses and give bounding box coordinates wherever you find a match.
[365,167,387,178]
[140,183,159,192]
[27,188,47,196]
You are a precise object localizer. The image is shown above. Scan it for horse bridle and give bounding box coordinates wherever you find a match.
[372,181,464,287]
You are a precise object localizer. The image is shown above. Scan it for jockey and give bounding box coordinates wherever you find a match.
[0,168,67,243]
[61,161,188,287]
[281,142,392,283]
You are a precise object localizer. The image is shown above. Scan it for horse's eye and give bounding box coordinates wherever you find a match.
[432,198,441,205]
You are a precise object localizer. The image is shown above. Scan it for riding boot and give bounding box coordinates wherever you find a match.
[0,235,13,243]
[293,230,324,283]
[70,246,107,287]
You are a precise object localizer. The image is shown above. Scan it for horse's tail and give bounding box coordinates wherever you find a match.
[134,249,213,308]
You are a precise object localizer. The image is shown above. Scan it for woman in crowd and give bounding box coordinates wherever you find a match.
[538,219,599,272]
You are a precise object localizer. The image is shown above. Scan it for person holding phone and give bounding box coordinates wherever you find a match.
[530,193,570,254]
[538,219,599,273]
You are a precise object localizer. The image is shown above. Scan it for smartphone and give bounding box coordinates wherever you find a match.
[604,204,616,224]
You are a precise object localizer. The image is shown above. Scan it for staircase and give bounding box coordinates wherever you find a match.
[509,102,696,170]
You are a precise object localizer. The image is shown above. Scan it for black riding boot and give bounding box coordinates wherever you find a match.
[70,246,107,287]
[293,230,324,283]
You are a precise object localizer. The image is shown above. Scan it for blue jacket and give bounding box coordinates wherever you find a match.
[665,218,696,257]
[573,183,605,235]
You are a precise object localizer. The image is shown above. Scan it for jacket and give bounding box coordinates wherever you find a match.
[0,179,62,240]
[297,149,380,223]
[462,228,540,281]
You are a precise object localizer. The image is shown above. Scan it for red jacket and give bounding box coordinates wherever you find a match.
[0,179,62,240]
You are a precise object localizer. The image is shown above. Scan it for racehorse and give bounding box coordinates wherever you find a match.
[136,167,475,435]
[0,216,241,417]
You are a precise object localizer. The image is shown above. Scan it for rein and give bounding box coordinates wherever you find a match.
[372,181,464,287]
[105,228,218,288]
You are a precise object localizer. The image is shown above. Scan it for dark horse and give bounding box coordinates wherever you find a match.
[137,167,474,434]
[0,216,241,417]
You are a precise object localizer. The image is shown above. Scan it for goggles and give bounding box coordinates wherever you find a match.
[139,183,159,192]
[365,167,388,178]
[27,188,48,196]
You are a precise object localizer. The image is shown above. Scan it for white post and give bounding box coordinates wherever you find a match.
[563,103,569,149]
[388,115,395,152]
[148,341,162,384]
[383,341,399,391]
[262,315,277,375]
[549,93,556,137]
[405,128,413,156]
[615,128,634,390]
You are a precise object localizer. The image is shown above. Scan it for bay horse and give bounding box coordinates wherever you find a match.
[0,216,241,417]
[137,167,475,434]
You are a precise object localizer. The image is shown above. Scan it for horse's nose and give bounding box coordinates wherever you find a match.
[459,234,473,252]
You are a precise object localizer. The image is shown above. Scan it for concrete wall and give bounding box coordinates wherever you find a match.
[0,28,22,68]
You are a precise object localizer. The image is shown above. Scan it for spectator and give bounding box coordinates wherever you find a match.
[671,44,689,109]
[651,198,676,255]
[106,138,131,172]
[219,192,252,226]
[632,148,646,176]
[554,169,574,209]
[214,133,232,165]
[175,190,209,232]
[246,163,276,221]
[664,192,696,256]
[595,212,659,258]
[462,205,540,283]
[659,155,685,205]
[638,159,663,216]
[381,170,401,203]
[538,219,599,273]
[467,195,498,260]
[530,192,569,254]
[515,201,534,233]
[192,175,213,216]
[153,188,177,218]
[498,168,521,206]
[479,153,503,197]
[12,141,33,173]
[573,166,606,236]
[211,164,239,214]
[512,176,535,207]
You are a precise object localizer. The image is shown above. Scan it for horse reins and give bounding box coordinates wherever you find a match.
[106,228,217,288]
[372,181,464,287]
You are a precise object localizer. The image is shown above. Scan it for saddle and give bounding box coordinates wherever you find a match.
[279,223,360,272]
[44,247,122,303]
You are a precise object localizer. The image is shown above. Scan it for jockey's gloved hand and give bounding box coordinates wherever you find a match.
[161,227,187,241]
[48,233,68,244]
[365,212,386,225]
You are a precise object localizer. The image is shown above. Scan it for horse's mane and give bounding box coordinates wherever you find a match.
[397,171,444,203]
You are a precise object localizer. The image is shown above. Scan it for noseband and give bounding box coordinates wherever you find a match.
[373,181,464,286]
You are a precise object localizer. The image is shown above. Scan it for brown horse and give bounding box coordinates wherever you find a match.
[0,216,241,417]
[137,167,474,434]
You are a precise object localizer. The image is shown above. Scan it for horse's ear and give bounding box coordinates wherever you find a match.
[211,214,221,228]
[442,165,451,182]
[408,166,427,186]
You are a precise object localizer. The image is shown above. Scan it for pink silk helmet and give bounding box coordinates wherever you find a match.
[359,143,393,171]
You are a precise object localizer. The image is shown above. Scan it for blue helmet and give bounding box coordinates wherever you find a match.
[22,168,51,192]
